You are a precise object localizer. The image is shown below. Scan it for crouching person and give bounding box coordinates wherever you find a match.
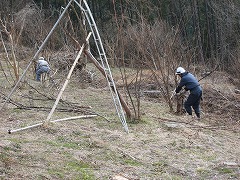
[36,57,50,81]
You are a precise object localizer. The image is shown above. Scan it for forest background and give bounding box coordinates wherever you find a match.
[0,0,240,179]
[1,0,240,76]
[1,0,240,119]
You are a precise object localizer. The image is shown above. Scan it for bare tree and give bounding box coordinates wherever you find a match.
[0,19,19,81]
[105,18,189,119]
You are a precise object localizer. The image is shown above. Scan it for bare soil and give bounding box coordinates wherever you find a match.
[0,66,239,180]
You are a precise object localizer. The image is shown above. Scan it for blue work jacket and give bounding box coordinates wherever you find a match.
[176,72,202,94]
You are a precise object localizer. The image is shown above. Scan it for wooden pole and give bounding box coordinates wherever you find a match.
[44,32,92,124]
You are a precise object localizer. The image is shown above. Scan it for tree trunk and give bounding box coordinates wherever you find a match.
[193,0,205,64]
[84,50,132,119]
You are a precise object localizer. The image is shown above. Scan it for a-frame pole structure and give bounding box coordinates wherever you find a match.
[3,0,129,133]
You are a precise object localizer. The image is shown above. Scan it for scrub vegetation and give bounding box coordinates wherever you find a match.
[0,0,240,179]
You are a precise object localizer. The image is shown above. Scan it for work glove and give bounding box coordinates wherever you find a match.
[170,91,176,100]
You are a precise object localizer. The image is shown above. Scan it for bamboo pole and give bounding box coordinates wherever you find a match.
[51,115,97,123]
[44,32,92,124]
[8,115,97,134]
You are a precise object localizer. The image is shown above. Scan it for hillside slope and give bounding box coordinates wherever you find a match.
[0,67,239,179]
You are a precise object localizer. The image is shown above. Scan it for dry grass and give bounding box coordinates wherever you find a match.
[0,64,239,179]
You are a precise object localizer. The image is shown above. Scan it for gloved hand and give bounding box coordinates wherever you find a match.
[170,91,176,99]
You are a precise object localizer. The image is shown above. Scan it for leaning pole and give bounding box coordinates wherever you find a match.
[0,0,74,112]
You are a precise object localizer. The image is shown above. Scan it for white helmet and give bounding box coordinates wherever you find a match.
[39,57,44,60]
[176,67,186,74]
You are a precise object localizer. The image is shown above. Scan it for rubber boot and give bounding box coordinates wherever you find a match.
[196,113,200,120]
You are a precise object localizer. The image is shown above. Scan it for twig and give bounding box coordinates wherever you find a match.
[0,89,94,114]
[198,64,220,82]
[212,88,229,101]
[0,91,25,108]
[212,88,238,108]
[154,116,238,131]
[26,82,88,108]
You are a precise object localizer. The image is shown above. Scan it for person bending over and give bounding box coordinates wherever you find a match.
[36,57,50,81]
[175,67,202,119]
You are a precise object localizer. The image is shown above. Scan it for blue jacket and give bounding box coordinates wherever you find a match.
[176,72,202,94]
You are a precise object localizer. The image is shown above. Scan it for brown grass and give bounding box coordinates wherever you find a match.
[0,64,239,179]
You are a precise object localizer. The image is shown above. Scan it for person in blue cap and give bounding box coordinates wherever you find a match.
[175,67,202,119]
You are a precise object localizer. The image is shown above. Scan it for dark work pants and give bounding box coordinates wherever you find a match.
[36,66,50,81]
[184,91,202,117]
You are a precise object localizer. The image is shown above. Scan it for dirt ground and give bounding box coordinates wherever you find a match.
[0,66,239,180]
